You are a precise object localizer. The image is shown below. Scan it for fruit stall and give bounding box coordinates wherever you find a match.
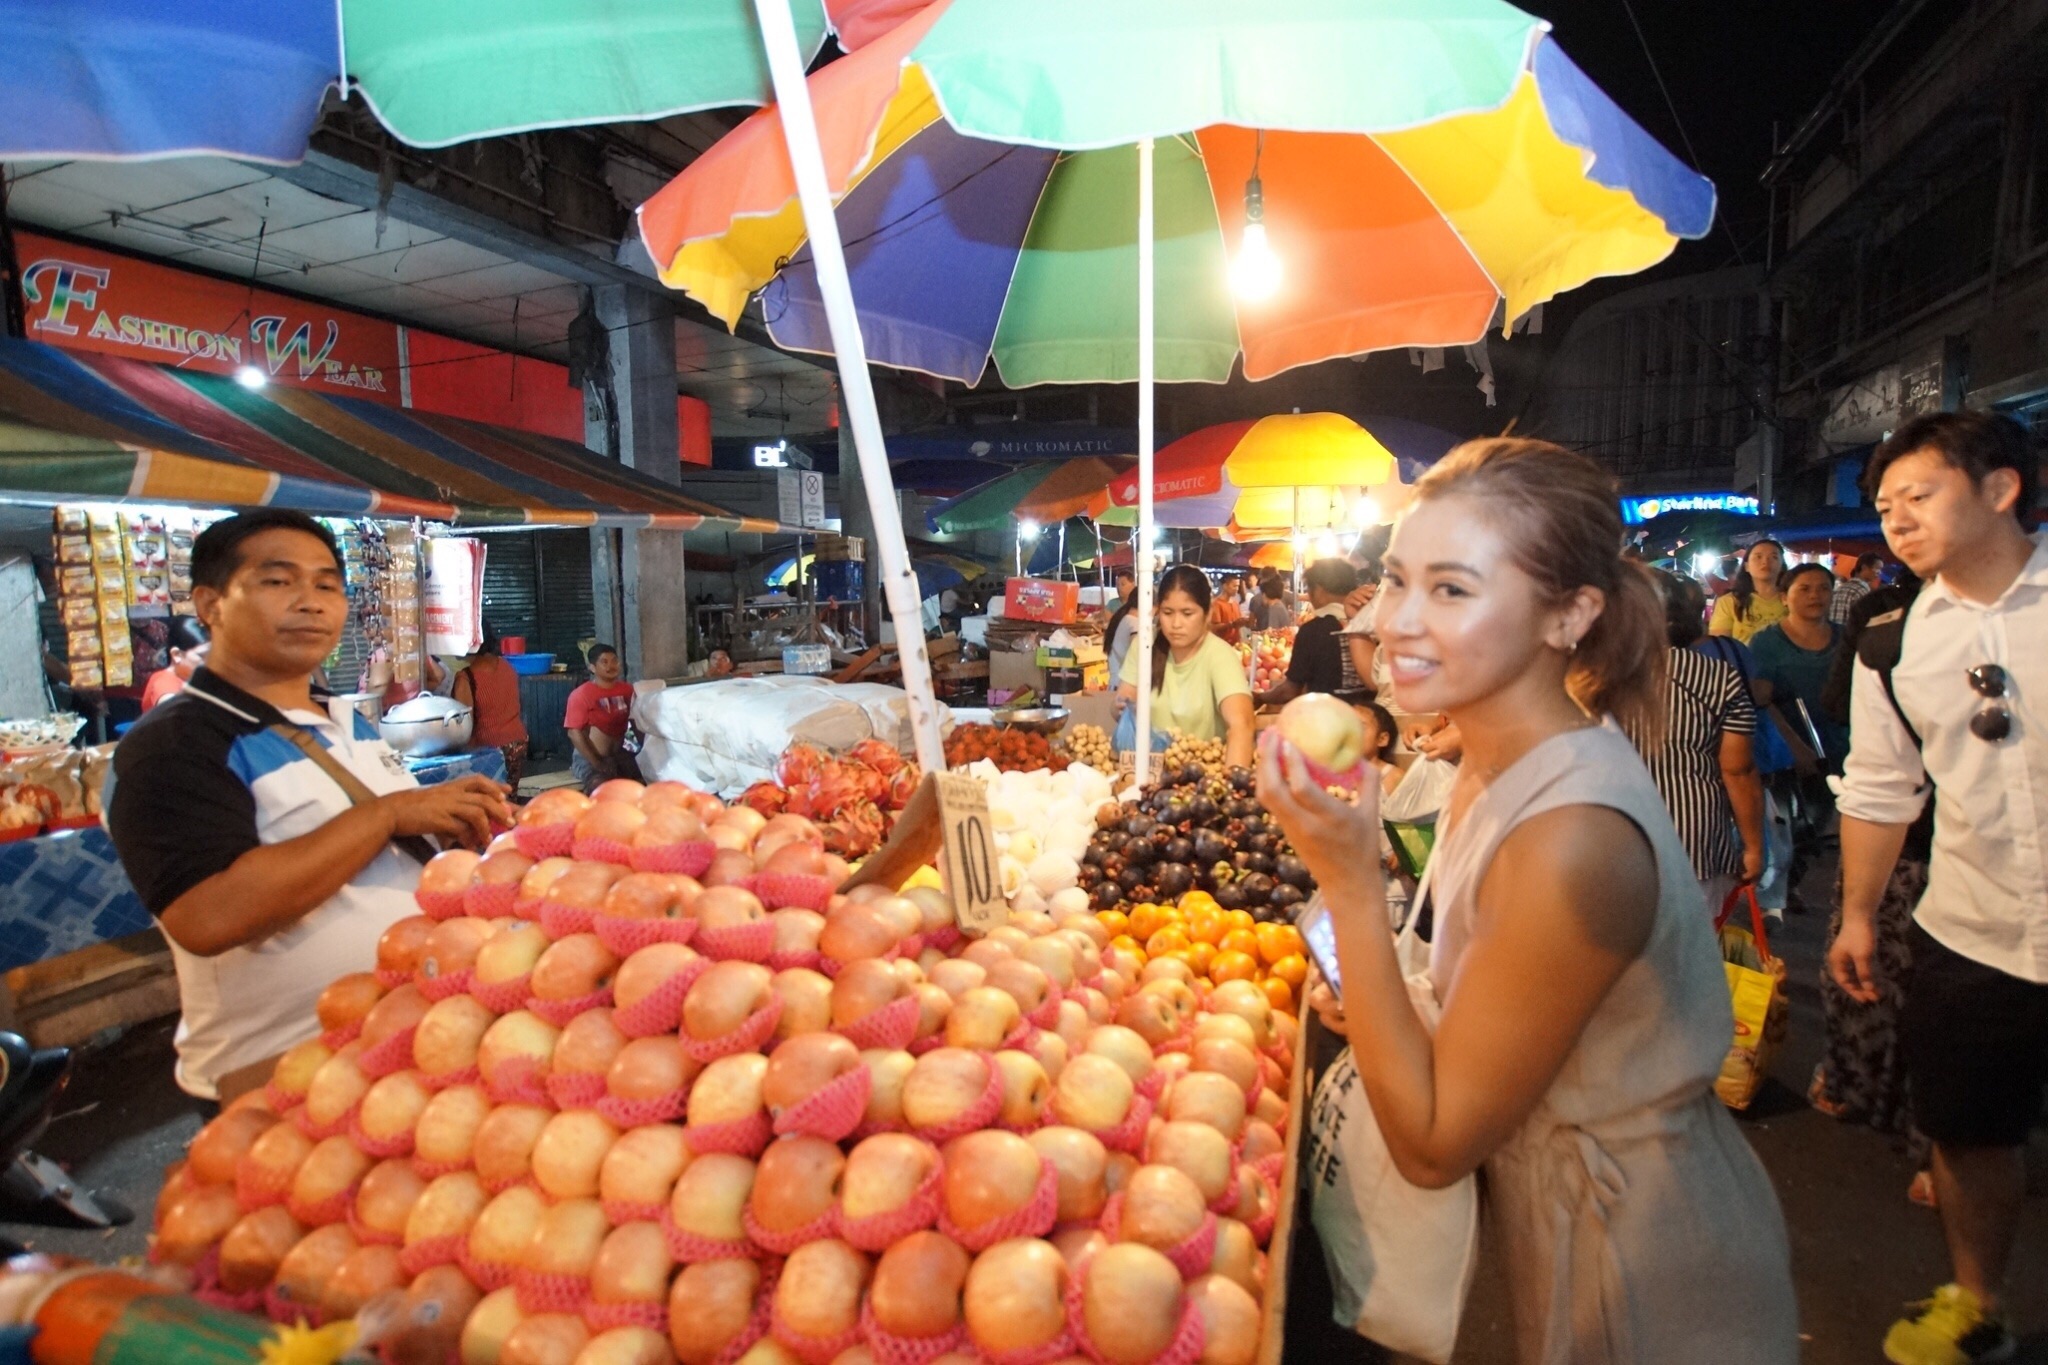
[110,750,1309,1365]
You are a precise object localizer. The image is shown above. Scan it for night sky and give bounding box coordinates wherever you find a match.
[1529,0,1899,274]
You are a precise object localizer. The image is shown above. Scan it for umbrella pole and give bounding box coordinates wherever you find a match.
[752,0,945,775]
[1134,136,1156,790]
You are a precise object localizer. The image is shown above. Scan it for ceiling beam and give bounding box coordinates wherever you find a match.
[258,149,830,372]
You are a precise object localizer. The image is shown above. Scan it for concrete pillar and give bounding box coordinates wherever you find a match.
[583,285,691,680]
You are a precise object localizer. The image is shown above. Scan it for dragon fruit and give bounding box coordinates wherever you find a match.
[820,799,888,858]
[776,742,829,789]
[845,739,906,778]
[736,781,787,816]
[882,764,921,812]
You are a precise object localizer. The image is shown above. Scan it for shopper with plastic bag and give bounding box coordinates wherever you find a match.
[1278,438,1795,1362]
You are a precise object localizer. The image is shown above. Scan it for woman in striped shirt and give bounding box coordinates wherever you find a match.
[1636,572,1766,912]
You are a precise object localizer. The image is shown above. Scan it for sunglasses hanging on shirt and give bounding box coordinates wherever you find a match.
[1967,663,2012,743]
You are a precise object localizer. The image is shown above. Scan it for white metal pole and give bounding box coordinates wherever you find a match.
[1134,137,1156,788]
[752,0,945,775]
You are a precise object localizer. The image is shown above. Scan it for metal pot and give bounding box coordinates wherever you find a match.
[378,694,474,758]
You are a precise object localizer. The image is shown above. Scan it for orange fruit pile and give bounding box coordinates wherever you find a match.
[1099,893,1307,1015]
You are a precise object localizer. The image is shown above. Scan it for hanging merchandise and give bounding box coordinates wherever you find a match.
[424,536,488,657]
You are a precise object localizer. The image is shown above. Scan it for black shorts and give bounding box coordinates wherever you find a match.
[1902,923,2048,1147]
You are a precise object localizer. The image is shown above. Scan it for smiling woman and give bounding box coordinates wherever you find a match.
[1266,439,1798,1360]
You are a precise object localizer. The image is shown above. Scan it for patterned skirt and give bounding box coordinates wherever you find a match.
[1811,858,1928,1148]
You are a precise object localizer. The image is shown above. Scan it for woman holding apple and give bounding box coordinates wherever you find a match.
[1261,439,1796,1360]
[1116,564,1254,767]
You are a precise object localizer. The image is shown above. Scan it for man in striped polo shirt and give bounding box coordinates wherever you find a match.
[107,511,510,1104]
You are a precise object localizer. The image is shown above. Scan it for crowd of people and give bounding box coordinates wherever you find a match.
[1105,412,2040,1360]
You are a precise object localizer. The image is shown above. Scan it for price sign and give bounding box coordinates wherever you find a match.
[1117,749,1137,787]
[933,770,1004,935]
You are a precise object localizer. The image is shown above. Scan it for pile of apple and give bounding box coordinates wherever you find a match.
[150,777,1298,1365]
[1240,633,1292,695]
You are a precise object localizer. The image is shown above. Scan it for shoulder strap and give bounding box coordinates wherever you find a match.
[1854,609,1921,751]
[268,722,438,865]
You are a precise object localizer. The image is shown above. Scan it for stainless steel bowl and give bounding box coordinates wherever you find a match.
[378,695,475,758]
[992,705,1071,735]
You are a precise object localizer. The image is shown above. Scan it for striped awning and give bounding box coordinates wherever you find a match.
[0,338,778,532]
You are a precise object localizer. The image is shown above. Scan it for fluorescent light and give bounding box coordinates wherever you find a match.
[1232,221,1282,300]
[234,365,269,390]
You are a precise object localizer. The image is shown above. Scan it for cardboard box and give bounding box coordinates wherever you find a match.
[989,649,1046,699]
[1004,577,1081,624]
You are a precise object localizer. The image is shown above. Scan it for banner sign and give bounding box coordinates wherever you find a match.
[424,537,487,656]
[16,231,402,400]
[1620,492,1761,525]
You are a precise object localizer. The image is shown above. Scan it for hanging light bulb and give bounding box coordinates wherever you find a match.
[1019,519,1041,542]
[1231,134,1283,301]
[233,364,269,390]
[1350,495,1384,528]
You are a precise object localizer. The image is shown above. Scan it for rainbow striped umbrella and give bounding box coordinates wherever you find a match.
[1092,413,1397,530]
[927,456,1132,534]
[0,0,831,161]
[639,0,1715,386]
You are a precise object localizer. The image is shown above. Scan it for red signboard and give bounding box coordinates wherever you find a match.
[16,230,716,466]
[16,231,402,400]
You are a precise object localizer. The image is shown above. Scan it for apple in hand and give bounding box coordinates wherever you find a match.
[1273,691,1368,785]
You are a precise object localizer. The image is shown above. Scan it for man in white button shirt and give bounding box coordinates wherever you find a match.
[1831,411,2045,1365]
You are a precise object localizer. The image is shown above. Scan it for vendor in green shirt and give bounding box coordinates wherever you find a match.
[1749,562,1850,768]
[1118,563,1255,766]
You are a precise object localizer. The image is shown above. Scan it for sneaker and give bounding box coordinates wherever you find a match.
[1883,1284,2016,1364]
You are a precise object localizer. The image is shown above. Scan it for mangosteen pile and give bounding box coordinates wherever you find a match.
[1078,764,1313,922]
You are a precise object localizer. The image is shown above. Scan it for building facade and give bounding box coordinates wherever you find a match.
[1765,0,2048,512]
